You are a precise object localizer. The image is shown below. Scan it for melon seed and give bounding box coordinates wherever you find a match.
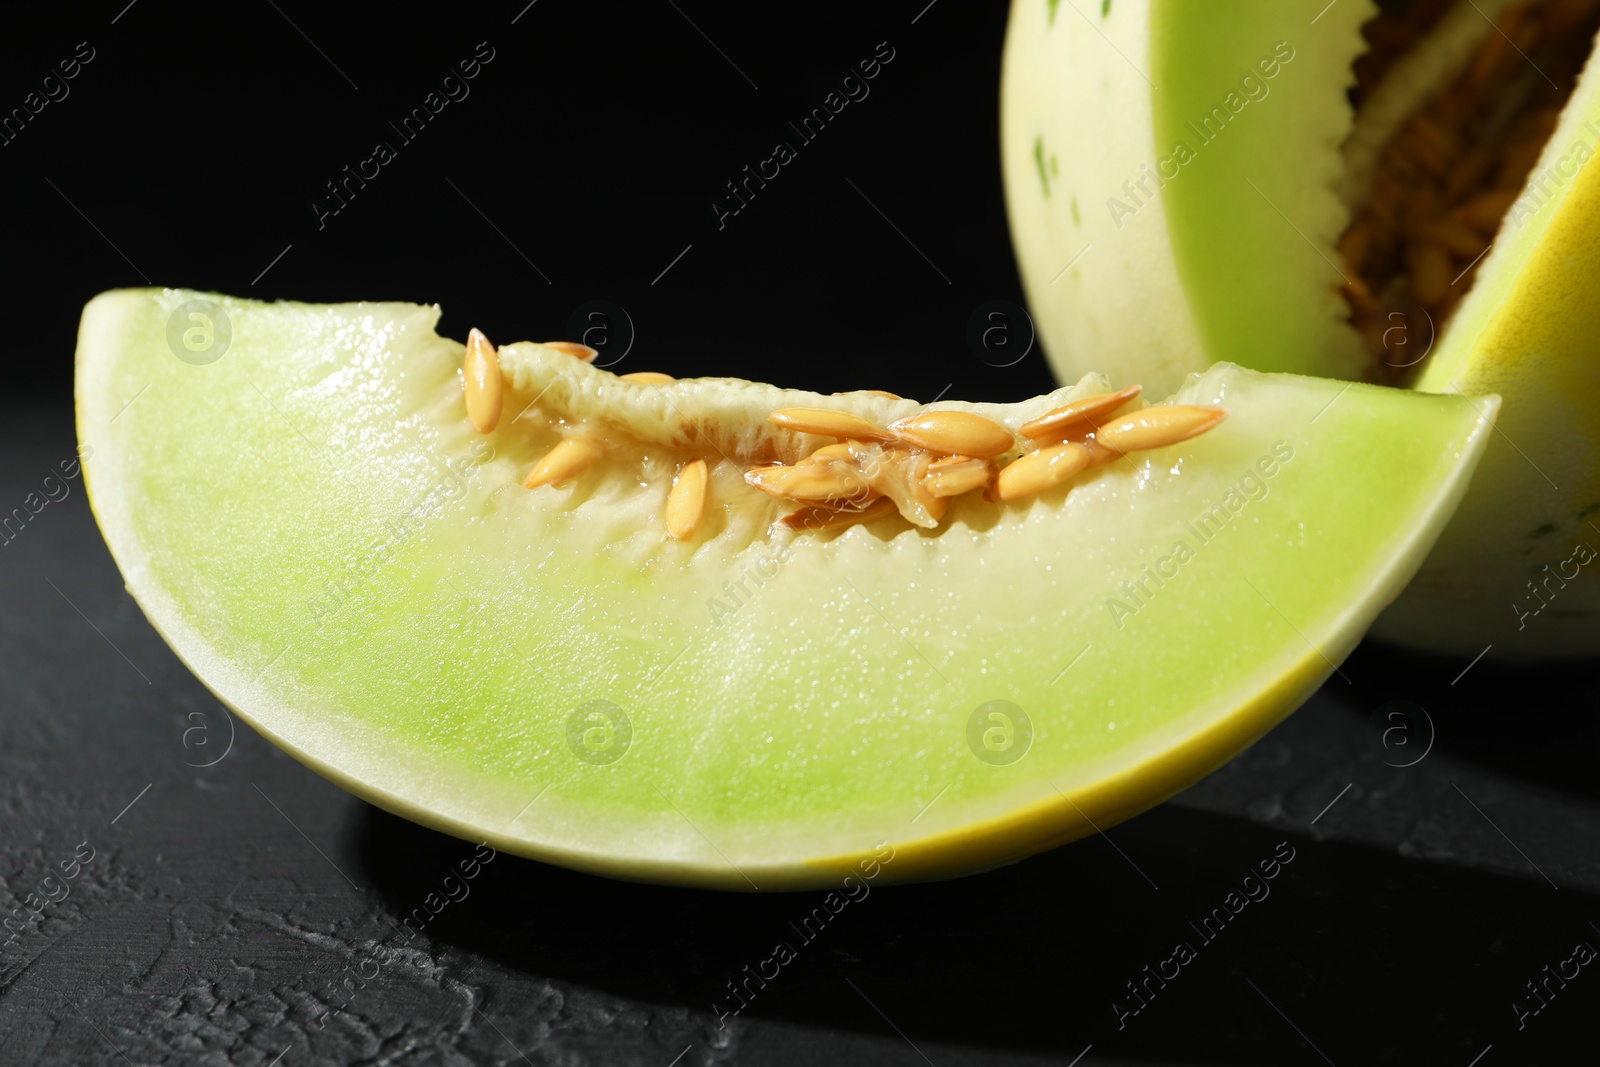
[1094,406,1227,453]
[779,497,897,531]
[524,438,604,489]
[1019,385,1144,441]
[770,408,894,442]
[666,459,708,540]
[462,328,503,434]
[544,341,599,362]
[923,457,992,498]
[801,442,874,466]
[745,463,874,504]
[889,411,1014,458]
[995,442,1093,501]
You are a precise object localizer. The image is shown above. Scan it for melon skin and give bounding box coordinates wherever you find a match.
[76,290,1497,889]
[1001,0,1374,393]
[1002,0,1600,659]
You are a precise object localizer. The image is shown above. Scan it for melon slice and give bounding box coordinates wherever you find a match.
[1001,0,1600,657]
[76,290,1496,889]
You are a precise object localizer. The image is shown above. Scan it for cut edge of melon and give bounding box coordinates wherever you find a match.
[1148,0,1375,387]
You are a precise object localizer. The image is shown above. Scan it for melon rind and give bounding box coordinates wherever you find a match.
[77,290,1496,888]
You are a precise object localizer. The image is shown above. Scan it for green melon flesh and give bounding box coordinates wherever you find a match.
[1002,0,1600,658]
[1002,0,1376,389]
[76,290,1496,889]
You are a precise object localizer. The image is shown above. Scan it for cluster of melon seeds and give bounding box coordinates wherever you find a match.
[1339,0,1600,371]
[459,331,1225,539]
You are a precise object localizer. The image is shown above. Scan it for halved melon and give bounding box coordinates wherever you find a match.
[76,290,1496,889]
[1002,0,1600,657]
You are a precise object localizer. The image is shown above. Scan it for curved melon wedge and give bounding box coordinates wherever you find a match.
[76,290,1496,890]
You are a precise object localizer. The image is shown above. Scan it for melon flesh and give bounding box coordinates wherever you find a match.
[76,290,1496,889]
[1001,0,1375,390]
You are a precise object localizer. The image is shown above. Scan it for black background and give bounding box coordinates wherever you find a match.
[7,0,1046,404]
[4,2,1600,1065]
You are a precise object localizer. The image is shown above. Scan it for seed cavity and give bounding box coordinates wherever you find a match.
[770,408,894,442]
[1019,385,1143,441]
[462,328,503,434]
[1094,406,1227,454]
[544,341,599,362]
[1340,0,1600,371]
[524,437,604,490]
[620,371,676,384]
[889,410,1014,458]
[870,450,947,528]
[492,347,1226,537]
[666,459,709,540]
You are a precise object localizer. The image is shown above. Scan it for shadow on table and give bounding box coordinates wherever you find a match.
[356,795,1597,1065]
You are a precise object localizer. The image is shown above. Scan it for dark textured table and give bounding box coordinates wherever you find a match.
[7,0,1600,1059]
[4,398,1598,1066]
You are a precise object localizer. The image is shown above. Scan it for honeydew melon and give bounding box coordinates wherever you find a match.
[76,289,1495,888]
[1002,0,1600,658]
